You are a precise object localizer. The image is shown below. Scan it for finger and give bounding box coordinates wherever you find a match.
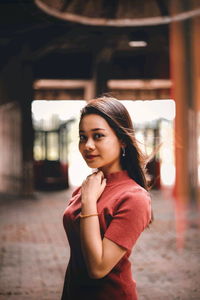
[96,170,104,179]
[103,178,107,186]
[86,173,92,178]
[97,170,103,175]
[86,173,93,180]
[100,178,107,193]
[82,179,86,186]
[92,170,98,175]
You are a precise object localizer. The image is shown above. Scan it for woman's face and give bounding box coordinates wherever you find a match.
[79,114,123,174]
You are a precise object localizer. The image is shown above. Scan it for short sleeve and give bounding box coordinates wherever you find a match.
[104,189,151,251]
[67,186,81,205]
[72,186,81,197]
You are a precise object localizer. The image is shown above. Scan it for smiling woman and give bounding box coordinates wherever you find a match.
[61,96,152,300]
[79,114,124,174]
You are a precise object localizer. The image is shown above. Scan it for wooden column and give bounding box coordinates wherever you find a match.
[170,1,199,204]
[170,2,200,245]
[19,45,34,196]
[0,44,34,197]
[91,47,113,98]
[0,102,22,195]
[170,20,190,249]
[170,19,189,206]
[191,16,200,208]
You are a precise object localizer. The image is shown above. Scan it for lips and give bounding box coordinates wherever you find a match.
[85,154,99,160]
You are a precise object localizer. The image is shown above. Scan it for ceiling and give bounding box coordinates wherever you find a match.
[1,0,198,81]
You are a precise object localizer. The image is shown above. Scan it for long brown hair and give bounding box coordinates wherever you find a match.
[79,96,149,190]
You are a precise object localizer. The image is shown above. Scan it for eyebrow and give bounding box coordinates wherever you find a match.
[79,128,106,133]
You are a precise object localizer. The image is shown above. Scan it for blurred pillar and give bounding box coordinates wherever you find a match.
[0,44,34,197]
[91,47,113,98]
[20,45,34,196]
[170,1,199,207]
[170,19,189,207]
[0,102,22,196]
[191,16,200,207]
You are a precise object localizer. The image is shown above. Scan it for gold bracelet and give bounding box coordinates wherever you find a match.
[79,213,99,219]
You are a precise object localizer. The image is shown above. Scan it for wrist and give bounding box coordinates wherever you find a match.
[80,213,99,219]
[81,196,97,203]
[81,202,97,215]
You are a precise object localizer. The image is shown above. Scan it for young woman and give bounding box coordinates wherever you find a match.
[61,97,152,300]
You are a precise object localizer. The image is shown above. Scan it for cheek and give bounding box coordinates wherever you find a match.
[103,139,121,153]
[78,143,83,153]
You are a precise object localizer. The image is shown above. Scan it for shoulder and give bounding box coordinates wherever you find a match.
[67,186,81,205]
[72,186,81,197]
[114,177,150,200]
[114,184,151,213]
[124,185,150,202]
[104,183,151,247]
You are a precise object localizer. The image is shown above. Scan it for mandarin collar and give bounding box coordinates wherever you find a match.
[104,170,130,186]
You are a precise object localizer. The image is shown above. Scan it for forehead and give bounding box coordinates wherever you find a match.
[79,114,111,131]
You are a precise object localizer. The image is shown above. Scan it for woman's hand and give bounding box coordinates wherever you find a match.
[81,171,107,205]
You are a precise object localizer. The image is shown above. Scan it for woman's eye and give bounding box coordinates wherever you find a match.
[79,135,86,142]
[94,133,104,139]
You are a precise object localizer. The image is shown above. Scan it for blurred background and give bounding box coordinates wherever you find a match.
[0,1,200,299]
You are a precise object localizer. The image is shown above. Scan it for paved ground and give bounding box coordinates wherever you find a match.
[0,188,200,300]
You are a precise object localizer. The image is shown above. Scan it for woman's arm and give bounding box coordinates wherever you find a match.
[80,171,127,279]
[80,213,126,279]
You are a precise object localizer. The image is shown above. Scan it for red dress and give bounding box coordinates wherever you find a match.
[61,170,151,300]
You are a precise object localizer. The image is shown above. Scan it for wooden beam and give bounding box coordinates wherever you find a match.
[35,0,200,27]
[34,79,91,89]
[33,79,93,101]
[108,79,172,90]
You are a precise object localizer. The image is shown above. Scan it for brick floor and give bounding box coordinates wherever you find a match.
[0,188,200,300]
[0,190,70,300]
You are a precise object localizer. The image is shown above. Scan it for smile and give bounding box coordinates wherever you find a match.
[85,155,99,160]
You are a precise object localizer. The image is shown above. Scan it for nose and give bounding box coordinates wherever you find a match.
[85,138,95,151]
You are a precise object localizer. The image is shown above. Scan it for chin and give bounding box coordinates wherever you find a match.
[86,162,100,168]
[87,162,105,170]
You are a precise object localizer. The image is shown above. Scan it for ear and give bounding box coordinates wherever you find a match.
[120,140,126,148]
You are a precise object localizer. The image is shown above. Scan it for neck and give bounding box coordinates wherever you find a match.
[98,166,123,177]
